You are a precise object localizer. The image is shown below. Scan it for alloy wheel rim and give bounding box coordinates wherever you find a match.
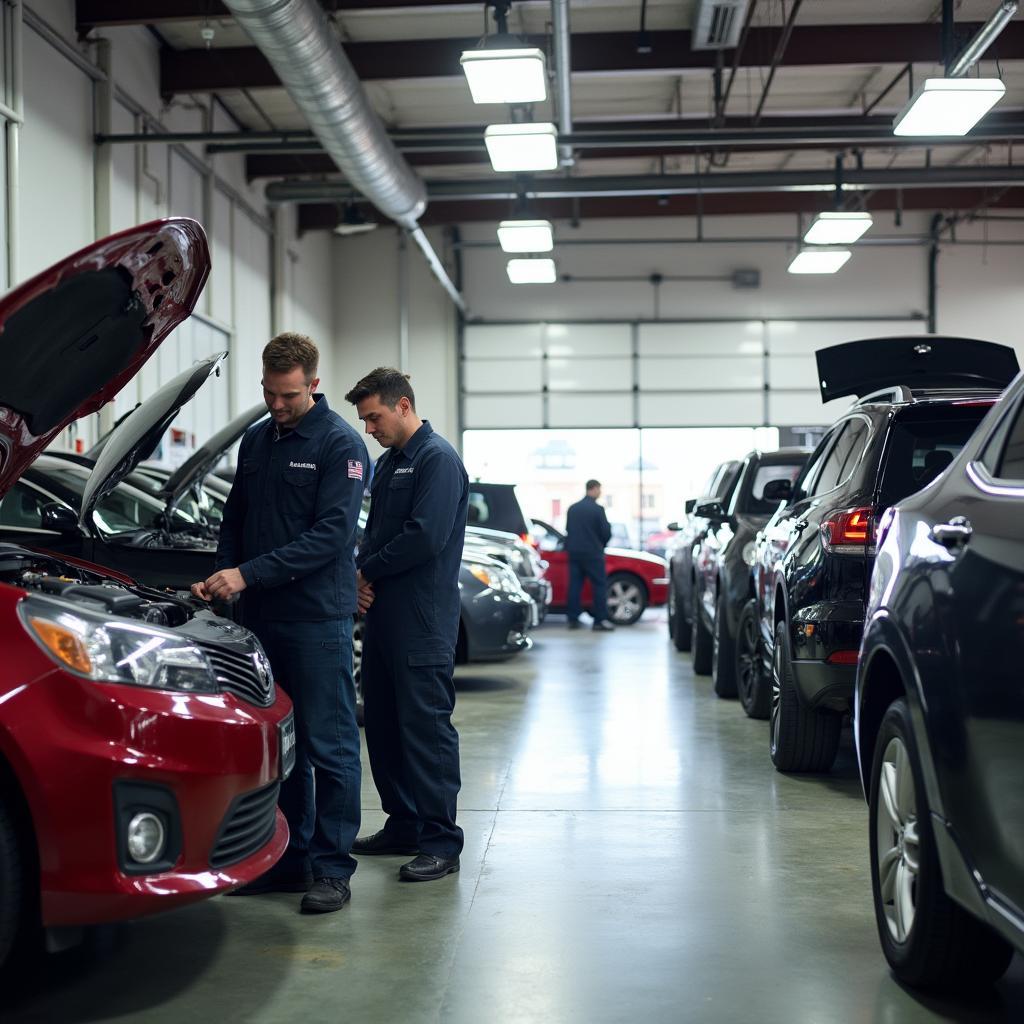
[738,614,757,704]
[770,641,782,753]
[608,580,642,622]
[712,609,720,673]
[876,735,919,944]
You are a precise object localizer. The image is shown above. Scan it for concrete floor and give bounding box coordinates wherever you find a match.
[3,614,1022,1023]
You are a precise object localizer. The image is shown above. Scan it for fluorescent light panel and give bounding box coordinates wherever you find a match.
[497,219,554,253]
[507,257,557,284]
[803,211,873,245]
[460,48,547,104]
[893,77,1006,137]
[788,249,852,275]
[484,123,559,172]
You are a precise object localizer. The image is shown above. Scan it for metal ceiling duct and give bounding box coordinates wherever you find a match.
[221,0,426,228]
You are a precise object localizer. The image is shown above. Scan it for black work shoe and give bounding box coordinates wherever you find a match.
[566,619,582,630]
[301,877,351,914]
[399,854,460,882]
[229,862,313,896]
[352,830,419,856]
[592,620,616,632]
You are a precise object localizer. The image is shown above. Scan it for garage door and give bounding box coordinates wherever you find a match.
[463,319,927,430]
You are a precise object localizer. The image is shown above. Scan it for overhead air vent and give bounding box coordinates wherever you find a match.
[691,0,751,51]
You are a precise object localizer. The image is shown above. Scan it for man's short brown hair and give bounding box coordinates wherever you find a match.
[263,332,319,383]
[344,367,416,410]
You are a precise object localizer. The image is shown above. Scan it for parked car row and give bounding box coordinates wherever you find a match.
[666,335,1024,993]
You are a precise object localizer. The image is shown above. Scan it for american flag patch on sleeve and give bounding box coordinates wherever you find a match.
[348,459,364,481]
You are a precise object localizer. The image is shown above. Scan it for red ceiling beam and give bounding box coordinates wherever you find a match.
[160,22,1024,94]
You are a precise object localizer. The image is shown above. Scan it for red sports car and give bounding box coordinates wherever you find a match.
[0,221,293,970]
[530,519,669,625]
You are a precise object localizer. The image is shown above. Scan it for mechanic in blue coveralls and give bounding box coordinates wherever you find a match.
[191,333,367,914]
[345,367,468,883]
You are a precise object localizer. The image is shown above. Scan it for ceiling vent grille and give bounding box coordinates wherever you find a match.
[691,0,751,51]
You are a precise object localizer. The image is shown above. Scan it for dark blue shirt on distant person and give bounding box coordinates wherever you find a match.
[565,495,612,557]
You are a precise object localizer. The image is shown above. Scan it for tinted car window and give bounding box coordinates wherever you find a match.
[715,462,741,501]
[0,482,53,529]
[811,418,869,496]
[878,406,991,508]
[996,399,1024,480]
[797,426,842,497]
[741,462,806,515]
[467,484,529,536]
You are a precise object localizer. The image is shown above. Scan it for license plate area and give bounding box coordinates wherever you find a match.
[279,713,296,780]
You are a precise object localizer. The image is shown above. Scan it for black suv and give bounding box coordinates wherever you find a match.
[854,369,1024,991]
[749,336,1019,773]
[665,459,742,652]
[689,448,810,700]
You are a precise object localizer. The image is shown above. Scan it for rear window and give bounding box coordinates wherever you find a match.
[467,484,529,536]
[878,406,990,508]
[740,462,806,515]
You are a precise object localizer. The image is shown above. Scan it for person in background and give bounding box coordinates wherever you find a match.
[565,479,615,632]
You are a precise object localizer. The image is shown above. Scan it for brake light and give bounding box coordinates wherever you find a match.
[820,507,876,554]
[826,650,859,666]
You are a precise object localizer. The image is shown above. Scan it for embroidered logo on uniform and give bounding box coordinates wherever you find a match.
[348,459,364,480]
[289,461,316,470]
[394,466,414,475]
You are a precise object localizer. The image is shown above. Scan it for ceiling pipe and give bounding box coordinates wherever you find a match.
[266,164,1024,203]
[220,0,465,312]
[552,0,575,167]
[947,1,1019,77]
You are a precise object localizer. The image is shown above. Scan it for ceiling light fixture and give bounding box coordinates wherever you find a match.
[461,47,548,105]
[893,77,1006,136]
[332,203,377,237]
[507,257,557,284]
[497,219,554,253]
[485,123,559,172]
[803,211,873,245]
[787,248,852,275]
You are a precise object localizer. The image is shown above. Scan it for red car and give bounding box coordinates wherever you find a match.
[530,519,669,625]
[0,221,293,969]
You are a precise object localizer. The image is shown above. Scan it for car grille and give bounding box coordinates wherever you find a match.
[199,642,275,708]
[210,782,280,869]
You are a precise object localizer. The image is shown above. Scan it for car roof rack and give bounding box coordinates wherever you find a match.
[854,385,915,407]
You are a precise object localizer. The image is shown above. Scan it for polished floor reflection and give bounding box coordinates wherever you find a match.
[3,616,1022,1022]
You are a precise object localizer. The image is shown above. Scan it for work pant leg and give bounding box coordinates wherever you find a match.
[567,556,585,621]
[257,618,362,880]
[585,556,609,621]
[362,615,419,844]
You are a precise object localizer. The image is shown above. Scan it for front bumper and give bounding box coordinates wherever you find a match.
[649,577,669,608]
[9,669,292,928]
[462,591,534,662]
[521,578,552,621]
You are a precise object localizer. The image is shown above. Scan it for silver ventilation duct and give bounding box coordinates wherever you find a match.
[221,0,426,228]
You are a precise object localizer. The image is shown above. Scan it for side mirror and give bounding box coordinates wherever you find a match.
[762,478,793,503]
[694,500,727,520]
[40,502,81,535]
[684,498,697,515]
[666,521,681,532]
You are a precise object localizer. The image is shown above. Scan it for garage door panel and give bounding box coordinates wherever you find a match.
[638,356,762,391]
[465,394,543,429]
[768,391,851,426]
[464,359,543,393]
[638,391,762,427]
[548,393,633,428]
[767,319,926,356]
[465,324,543,359]
[639,322,764,357]
[544,323,631,357]
[548,357,633,392]
[769,354,822,390]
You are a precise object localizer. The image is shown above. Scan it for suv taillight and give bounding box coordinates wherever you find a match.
[820,506,876,555]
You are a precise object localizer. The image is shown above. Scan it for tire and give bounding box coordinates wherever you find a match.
[668,577,692,652]
[351,616,365,727]
[0,794,24,973]
[735,599,769,719]
[606,573,647,626]
[711,588,738,698]
[691,584,713,675]
[769,621,841,772]
[868,699,1014,991]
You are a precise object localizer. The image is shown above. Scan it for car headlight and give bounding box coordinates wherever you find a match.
[468,563,521,594]
[19,597,217,694]
[742,541,757,566]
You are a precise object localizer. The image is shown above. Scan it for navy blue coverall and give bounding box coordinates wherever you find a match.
[357,421,469,859]
[565,494,612,623]
[217,394,368,881]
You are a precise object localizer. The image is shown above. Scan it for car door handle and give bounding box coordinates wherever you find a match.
[930,517,973,548]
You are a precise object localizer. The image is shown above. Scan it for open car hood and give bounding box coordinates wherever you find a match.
[80,354,226,527]
[0,219,210,498]
[815,336,1020,403]
[159,403,267,506]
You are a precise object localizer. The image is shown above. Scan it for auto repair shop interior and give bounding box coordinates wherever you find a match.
[0,1,1023,1021]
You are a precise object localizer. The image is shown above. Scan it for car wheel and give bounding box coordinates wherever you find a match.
[691,584,713,675]
[769,621,841,772]
[869,699,1014,991]
[667,578,692,652]
[0,795,24,973]
[606,573,647,625]
[735,600,769,719]
[351,616,364,727]
[711,589,738,699]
